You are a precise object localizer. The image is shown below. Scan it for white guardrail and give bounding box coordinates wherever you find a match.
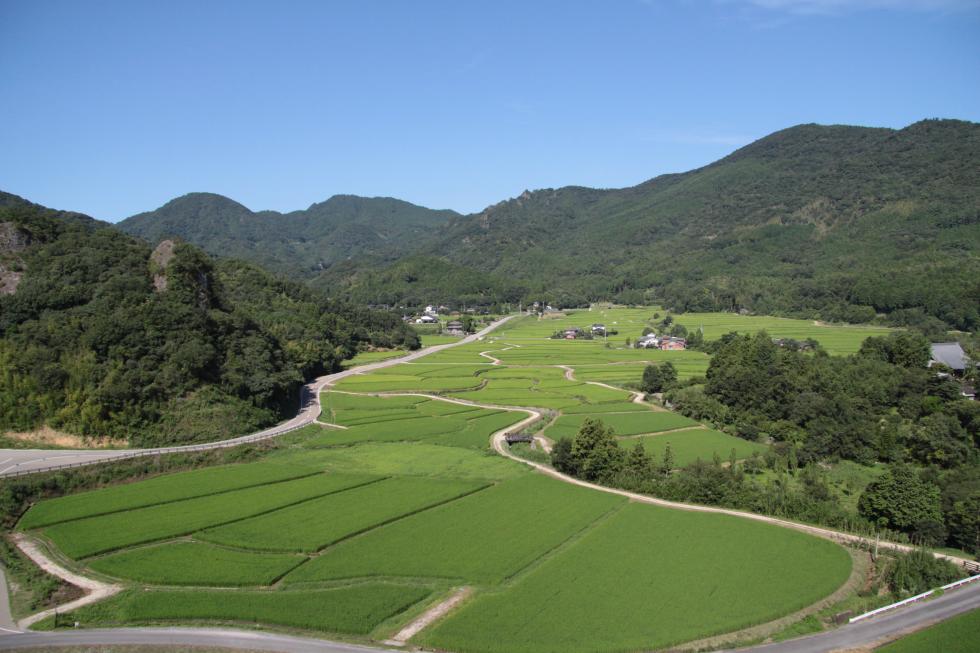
[849,573,980,624]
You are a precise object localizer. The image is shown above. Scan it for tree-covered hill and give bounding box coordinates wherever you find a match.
[0,198,418,447]
[420,119,979,329]
[118,192,460,279]
[112,119,980,330]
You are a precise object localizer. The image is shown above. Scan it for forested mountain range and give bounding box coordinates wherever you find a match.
[115,119,980,331]
[120,193,459,279]
[0,192,418,446]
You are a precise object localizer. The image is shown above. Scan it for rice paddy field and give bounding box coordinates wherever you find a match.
[621,428,769,467]
[18,305,878,650]
[422,503,852,653]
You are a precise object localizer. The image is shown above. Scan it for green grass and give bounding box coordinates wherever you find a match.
[308,408,523,450]
[622,429,769,467]
[561,401,648,414]
[55,584,431,635]
[423,502,852,653]
[345,350,408,367]
[420,334,461,346]
[544,411,699,440]
[875,607,980,653]
[198,477,486,553]
[42,473,380,558]
[18,462,318,530]
[671,312,893,355]
[275,442,527,481]
[285,474,624,585]
[87,542,303,586]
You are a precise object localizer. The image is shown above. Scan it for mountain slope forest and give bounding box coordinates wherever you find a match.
[120,193,460,280]
[0,193,418,446]
[120,119,980,331]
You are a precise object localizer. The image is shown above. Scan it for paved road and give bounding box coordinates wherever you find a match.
[0,317,514,478]
[0,569,15,634]
[729,578,980,652]
[0,627,392,652]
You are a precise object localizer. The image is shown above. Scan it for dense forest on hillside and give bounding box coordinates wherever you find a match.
[115,120,980,332]
[417,119,980,330]
[553,332,979,555]
[119,193,458,280]
[0,197,417,446]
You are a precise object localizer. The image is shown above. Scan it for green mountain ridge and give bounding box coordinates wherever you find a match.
[119,192,460,279]
[49,118,980,330]
[365,119,980,329]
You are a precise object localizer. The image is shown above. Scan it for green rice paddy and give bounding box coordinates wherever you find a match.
[621,428,769,467]
[423,502,852,653]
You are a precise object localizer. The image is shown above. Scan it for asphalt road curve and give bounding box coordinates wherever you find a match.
[728,577,980,653]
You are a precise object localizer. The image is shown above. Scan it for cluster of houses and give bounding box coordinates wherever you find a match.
[557,324,613,340]
[408,305,468,337]
[635,333,687,351]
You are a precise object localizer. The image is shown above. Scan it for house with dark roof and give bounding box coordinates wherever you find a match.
[929,342,970,373]
[446,320,465,336]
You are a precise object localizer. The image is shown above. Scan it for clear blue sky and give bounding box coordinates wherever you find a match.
[1,0,978,221]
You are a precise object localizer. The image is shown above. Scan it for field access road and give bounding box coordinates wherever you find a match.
[0,316,515,479]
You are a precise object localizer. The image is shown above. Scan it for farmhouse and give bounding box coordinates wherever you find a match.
[635,334,660,349]
[563,327,585,340]
[415,314,438,324]
[591,323,606,336]
[446,320,465,336]
[660,337,686,351]
[929,342,970,373]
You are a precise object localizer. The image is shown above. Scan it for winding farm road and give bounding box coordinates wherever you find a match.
[0,316,516,478]
[2,312,978,652]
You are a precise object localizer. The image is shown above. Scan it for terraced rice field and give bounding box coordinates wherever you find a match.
[198,476,486,552]
[423,503,852,653]
[315,393,525,449]
[671,312,893,355]
[22,306,876,650]
[621,428,769,467]
[543,411,699,440]
[285,475,623,584]
[54,584,432,635]
[88,541,304,586]
[42,473,381,558]
[18,461,318,529]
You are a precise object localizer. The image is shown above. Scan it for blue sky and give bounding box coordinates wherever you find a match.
[1,0,978,221]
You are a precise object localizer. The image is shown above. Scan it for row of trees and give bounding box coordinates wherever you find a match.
[549,417,978,556]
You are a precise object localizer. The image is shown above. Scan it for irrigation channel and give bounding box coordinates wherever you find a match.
[1,313,977,652]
